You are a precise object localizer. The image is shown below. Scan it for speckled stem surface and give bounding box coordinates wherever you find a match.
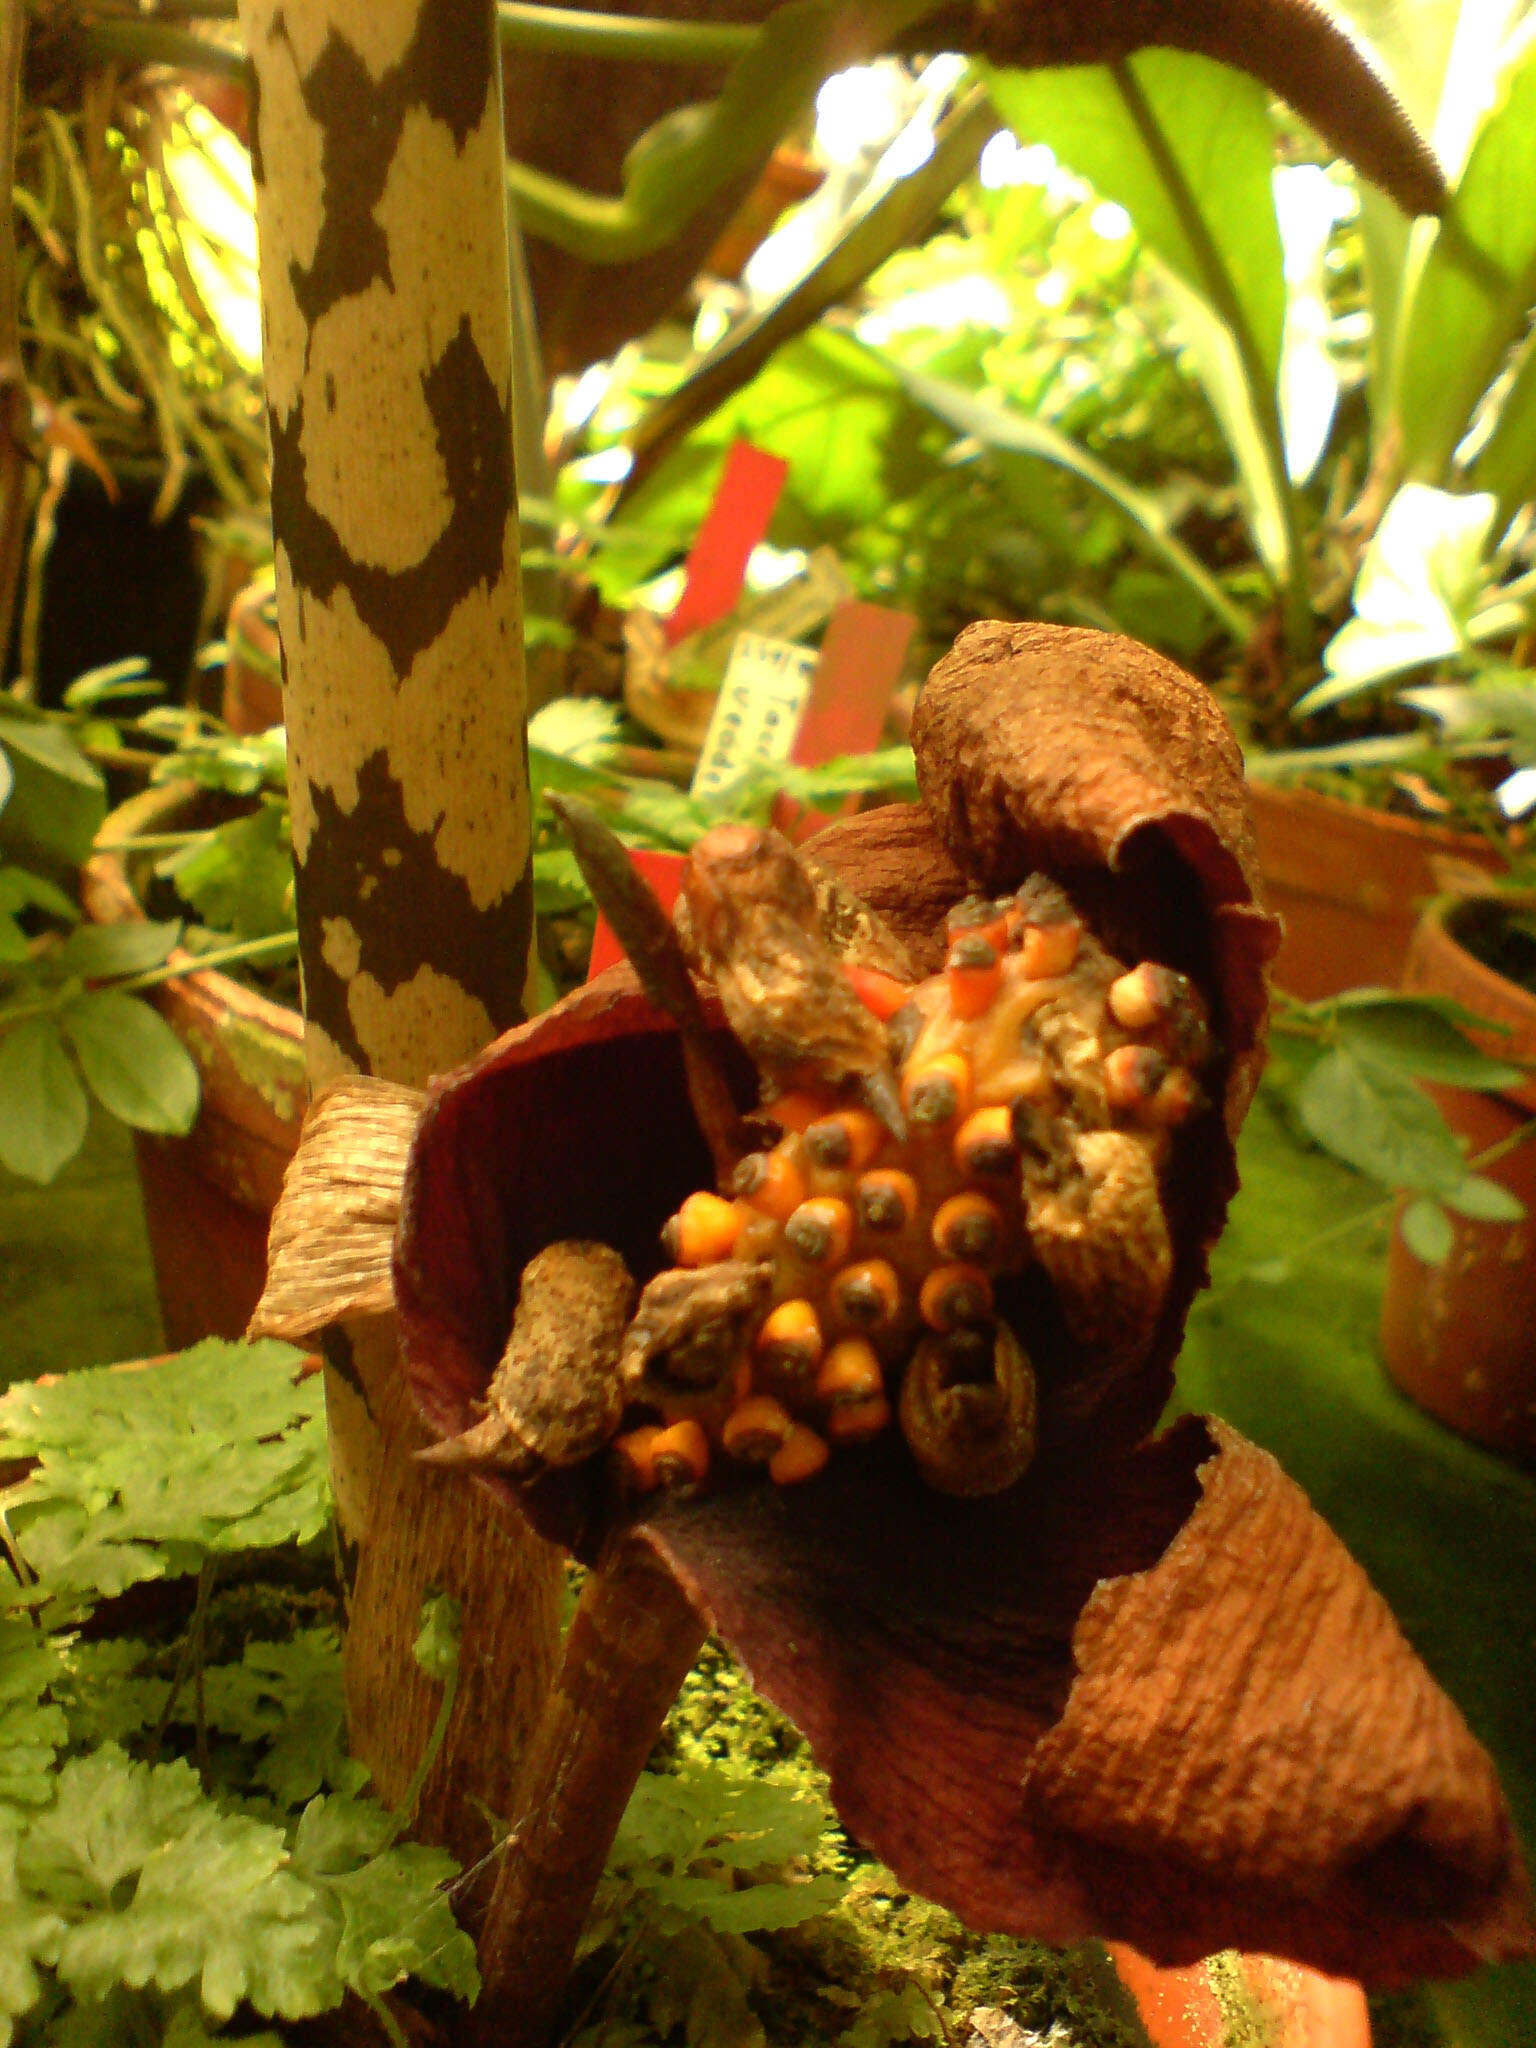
[236,0,558,1858]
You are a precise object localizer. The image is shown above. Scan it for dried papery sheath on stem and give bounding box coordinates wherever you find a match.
[270,621,1530,2002]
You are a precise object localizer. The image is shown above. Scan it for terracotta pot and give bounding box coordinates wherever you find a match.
[1246,781,1502,1000]
[81,782,305,1349]
[1108,1944,1372,2048]
[1379,893,1536,1460]
[221,569,283,736]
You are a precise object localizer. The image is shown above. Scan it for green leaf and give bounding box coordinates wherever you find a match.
[839,1981,947,2048]
[0,1823,64,2048]
[1332,990,1526,1088]
[0,1019,88,1183]
[61,658,156,710]
[983,49,1286,386]
[0,867,77,924]
[532,845,591,915]
[1443,1172,1526,1223]
[1397,39,1536,482]
[876,352,1250,642]
[61,991,200,1137]
[527,697,623,765]
[1400,1193,1454,1263]
[1302,484,1503,709]
[25,1749,331,2022]
[1294,1044,1467,1194]
[158,805,293,940]
[0,713,106,872]
[200,1633,364,1808]
[53,920,180,980]
[290,1795,478,2005]
[1470,326,1536,528]
[0,1339,326,1618]
[49,1641,170,1750]
[0,1618,68,1814]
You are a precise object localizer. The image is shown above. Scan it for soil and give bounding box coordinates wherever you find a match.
[1450,896,1536,998]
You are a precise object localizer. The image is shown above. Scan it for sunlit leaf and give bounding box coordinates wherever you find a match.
[1301,484,1502,708]
[1396,39,1536,482]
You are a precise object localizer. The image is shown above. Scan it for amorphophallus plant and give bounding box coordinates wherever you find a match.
[253,622,1533,2047]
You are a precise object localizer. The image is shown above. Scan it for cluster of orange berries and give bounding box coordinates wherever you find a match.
[609,883,1210,1499]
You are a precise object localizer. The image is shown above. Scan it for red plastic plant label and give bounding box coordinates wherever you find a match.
[663,441,789,647]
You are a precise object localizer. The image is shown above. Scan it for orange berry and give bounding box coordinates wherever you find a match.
[829,1259,901,1332]
[932,1192,1005,1264]
[1019,921,1081,979]
[946,935,1003,1020]
[732,1145,807,1221]
[815,1336,883,1407]
[843,964,914,1019]
[613,1425,663,1491]
[785,1197,854,1266]
[919,1263,994,1332]
[954,1105,1015,1178]
[902,1051,972,1130]
[804,1109,885,1174]
[769,1422,830,1485]
[650,1418,710,1492]
[827,1393,890,1442]
[855,1167,919,1234]
[1103,1042,1169,1113]
[764,1090,831,1133]
[756,1297,823,1377]
[946,895,1012,954]
[663,1190,744,1267]
[722,1395,793,1462]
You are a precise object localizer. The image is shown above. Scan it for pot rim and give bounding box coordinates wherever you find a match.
[81,778,304,1047]
[1408,887,1536,1114]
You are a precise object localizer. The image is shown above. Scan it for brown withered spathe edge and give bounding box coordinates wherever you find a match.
[249,1077,426,1343]
[642,1417,1533,1984]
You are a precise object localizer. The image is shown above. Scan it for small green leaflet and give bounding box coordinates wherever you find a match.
[609,1763,845,1935]
[0,1019,88,1184]
[61,990,201,1138]
[0,1340,327,1619]
[200,1632,366,1808]
[528,696,624,764]
[0,1618,69,1814]
[51,919,180,981]
[1295,1046,1467,1196]
[1401,1197,1455,1265]
[158,804,294,939]
[0,1823,65,2048]
[1329,989,1525,1091]
[839,1981,947,2048]
[412,1591,462,1686]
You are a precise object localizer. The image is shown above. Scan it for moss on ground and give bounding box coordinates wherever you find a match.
[599,1636,1150,2048]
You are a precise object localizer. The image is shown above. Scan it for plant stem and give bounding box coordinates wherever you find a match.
[497,5,754,62]
[109,0,757,63]
[470,1533,707,2048]
[82,18,249,83]
[0,930,298,1029]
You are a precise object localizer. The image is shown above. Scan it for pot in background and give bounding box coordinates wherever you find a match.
[1246,780,1502,1000]
[81,781,305,1348]
[221,568,283,736]
[1379,892,1536,1461]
